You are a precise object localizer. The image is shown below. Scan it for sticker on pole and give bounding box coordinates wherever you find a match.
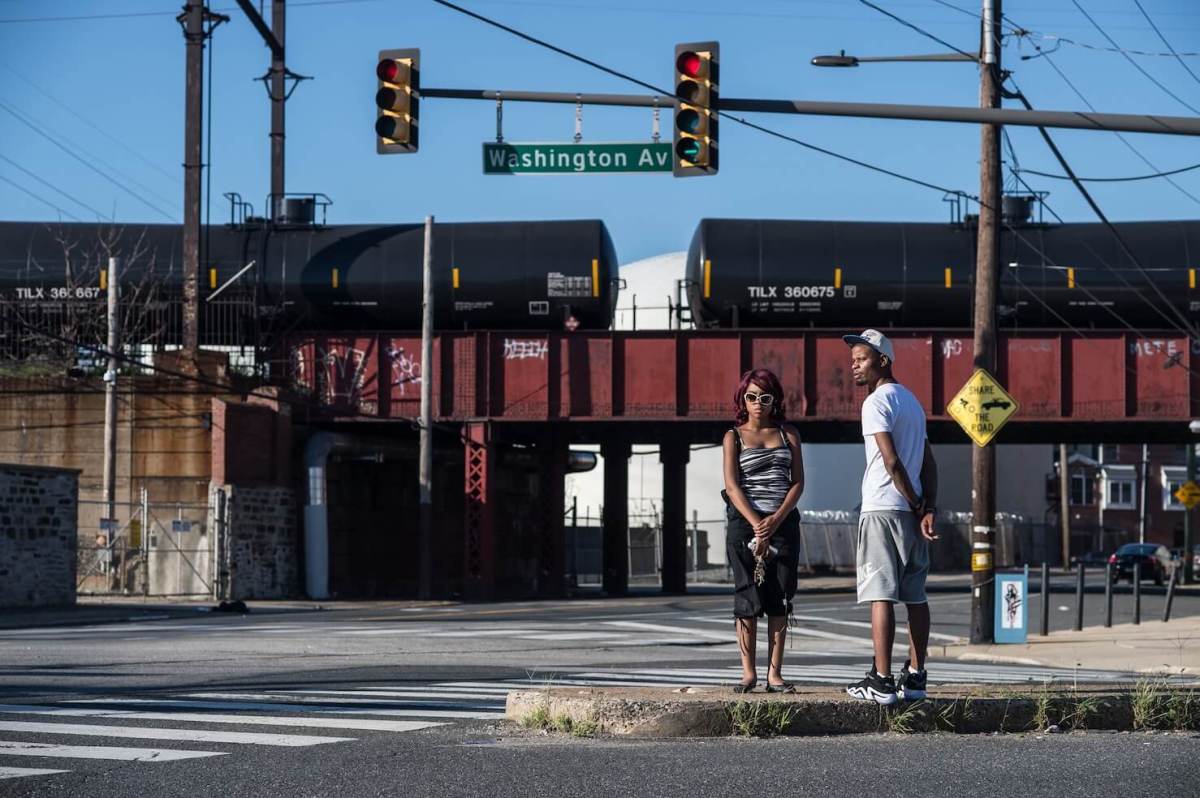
[946,368,1019,447]
[1175,480,1200,510]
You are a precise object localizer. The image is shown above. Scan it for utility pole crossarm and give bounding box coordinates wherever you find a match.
[234,0,283,58]
[420,88,1200,136]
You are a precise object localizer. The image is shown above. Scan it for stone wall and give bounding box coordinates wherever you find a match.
[216,484,299,600]
[0,464,80,608]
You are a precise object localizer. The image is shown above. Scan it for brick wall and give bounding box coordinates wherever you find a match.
[216,484,299,600]
[0,464,80,608]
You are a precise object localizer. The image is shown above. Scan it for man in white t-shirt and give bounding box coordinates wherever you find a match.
[841,329,939,706]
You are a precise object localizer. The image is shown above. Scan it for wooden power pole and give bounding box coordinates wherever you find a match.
[969,0,1002,645]
[180,1,205,361]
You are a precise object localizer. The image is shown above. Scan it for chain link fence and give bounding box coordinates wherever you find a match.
[76,488,224,598]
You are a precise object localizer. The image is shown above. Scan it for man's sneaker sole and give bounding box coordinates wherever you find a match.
[898,687,926,700]
[846,685,899,706]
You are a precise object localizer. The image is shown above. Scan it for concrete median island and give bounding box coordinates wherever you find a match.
[505,682,1200,738]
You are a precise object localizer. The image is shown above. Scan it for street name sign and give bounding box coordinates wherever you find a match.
[482,142,672,175]
[1175,480,1200,510]
[946,369,1019,447]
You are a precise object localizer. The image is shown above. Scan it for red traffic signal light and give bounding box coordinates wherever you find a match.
[672,41,718,177]
[376,48,420,154]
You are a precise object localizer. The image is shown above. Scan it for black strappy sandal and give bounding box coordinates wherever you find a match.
[733,679,757,694]
[765,681,796,694]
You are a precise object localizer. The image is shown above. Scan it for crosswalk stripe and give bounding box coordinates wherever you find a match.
[272,689,507,702]
[69,698,502,720]
[423,629,538,638]
[601,621,729,641]
[168,694,504,718]
[0,721,351,747]
[514,632,627,641]
[0,766,69,779]
[0,740,224,762]
[0,704,443,733]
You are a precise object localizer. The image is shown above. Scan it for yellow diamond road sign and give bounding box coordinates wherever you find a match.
[1175,480,1200,510]
[947,369,1019,447]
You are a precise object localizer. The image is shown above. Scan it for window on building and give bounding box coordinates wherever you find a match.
[1101,465,1137,510]
[1070,472,1095,505]
[1100,444,1120,464]
[1163,466,1187,511]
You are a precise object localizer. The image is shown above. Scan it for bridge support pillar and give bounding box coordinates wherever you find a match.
[600,437,631,596]
[538,428,567,598]
[660,440,690,594]
[463,421,495,601]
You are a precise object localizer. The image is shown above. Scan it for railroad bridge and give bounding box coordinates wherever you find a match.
[283,328,1198,600]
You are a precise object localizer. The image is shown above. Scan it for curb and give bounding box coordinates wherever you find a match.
[505,685,1200,737]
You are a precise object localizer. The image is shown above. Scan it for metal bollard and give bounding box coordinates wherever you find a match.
[1040,561,1050,636]
[1163,567,1178,623]
[1074,562,1085,631]
[1104,562,1113,628]
[1133,562,1141,625]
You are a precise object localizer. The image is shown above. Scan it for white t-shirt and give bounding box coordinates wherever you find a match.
[860,382,927,513]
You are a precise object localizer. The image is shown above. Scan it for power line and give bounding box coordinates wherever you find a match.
[1071,0,1200,115]
[856,0,978,60]
[0,154,111,220]
[1018,161,1200,183]
[430,0,974,199]
[0,101,177,221]
[0,61,182,187]
[1006,77,1199,341]
[0,173,83,222]
[1021,36,1200,207]
[1131,0,1200,88]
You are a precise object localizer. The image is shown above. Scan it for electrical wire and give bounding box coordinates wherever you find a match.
[0,174,83,222]
[1070,0,1200,115]
[1018,161,1200,183]
[0,154,111,220]
[1132,0,1200,88]
[1020,35,1200,207]
[0,101,177,221]
[855,0,978,61]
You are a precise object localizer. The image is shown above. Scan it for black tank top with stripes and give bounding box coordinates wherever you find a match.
[735,428,792,513]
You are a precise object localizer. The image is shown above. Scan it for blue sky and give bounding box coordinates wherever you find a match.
[1,0,1198,262]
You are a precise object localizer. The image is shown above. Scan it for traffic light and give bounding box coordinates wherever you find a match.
[673,41,718,177]
[376,48,420,154]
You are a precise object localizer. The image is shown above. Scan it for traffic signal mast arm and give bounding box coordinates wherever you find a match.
[418,88,1200,137]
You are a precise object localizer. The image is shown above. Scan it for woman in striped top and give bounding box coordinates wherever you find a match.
[722,368,805,693]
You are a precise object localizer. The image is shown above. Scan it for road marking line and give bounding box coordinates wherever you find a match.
[0,740,224,762]
[422,629,539,638]
[0,766,69,779]
[601,621,728,640]
[275,689,509,702]
[0,721,351,747]
[69,698,501,720]
[165,695,504,718]
[0,705,442,733]
[514,632,628,641]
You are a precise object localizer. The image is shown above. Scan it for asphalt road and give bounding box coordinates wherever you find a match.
[0,587,1197,796]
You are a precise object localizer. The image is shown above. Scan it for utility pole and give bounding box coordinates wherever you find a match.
[270,0,285,214]
[1059,443,1071,569]
[180,1,204,362]
[969,0,1001,645]
[102,257,121,589]
[418,215,434,599]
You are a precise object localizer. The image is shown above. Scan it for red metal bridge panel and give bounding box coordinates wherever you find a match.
[1129,335,1189,418]
[1003,336,1061,418]
[492,334,551,419]
[445,333,479,417]
[685,335,741,417]
[382,335,429,420]
[890,334,934,414]
[1068,336,1125,420]
[748,335,807,416]
[935,333,975,417]
[300,335,380,416]
[559,335,612,418]
[811,336,859,418]
[620,335,677,417]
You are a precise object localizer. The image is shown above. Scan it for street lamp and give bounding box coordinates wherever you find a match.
[810,50,977,67]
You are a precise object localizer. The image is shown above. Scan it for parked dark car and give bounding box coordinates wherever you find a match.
[1108,543,1172,585]
[1072,551,1112,567]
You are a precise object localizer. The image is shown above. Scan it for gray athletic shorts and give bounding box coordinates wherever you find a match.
[856,511,929,604]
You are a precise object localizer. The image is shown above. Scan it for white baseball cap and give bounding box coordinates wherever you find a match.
[842,329,895,362]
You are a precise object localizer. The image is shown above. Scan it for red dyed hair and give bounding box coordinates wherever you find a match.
[733,368,787,426]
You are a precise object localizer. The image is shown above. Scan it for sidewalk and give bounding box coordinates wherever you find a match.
[940,614,1200,675]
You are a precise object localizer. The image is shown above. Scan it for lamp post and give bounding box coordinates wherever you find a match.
[813,0,1004,645]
